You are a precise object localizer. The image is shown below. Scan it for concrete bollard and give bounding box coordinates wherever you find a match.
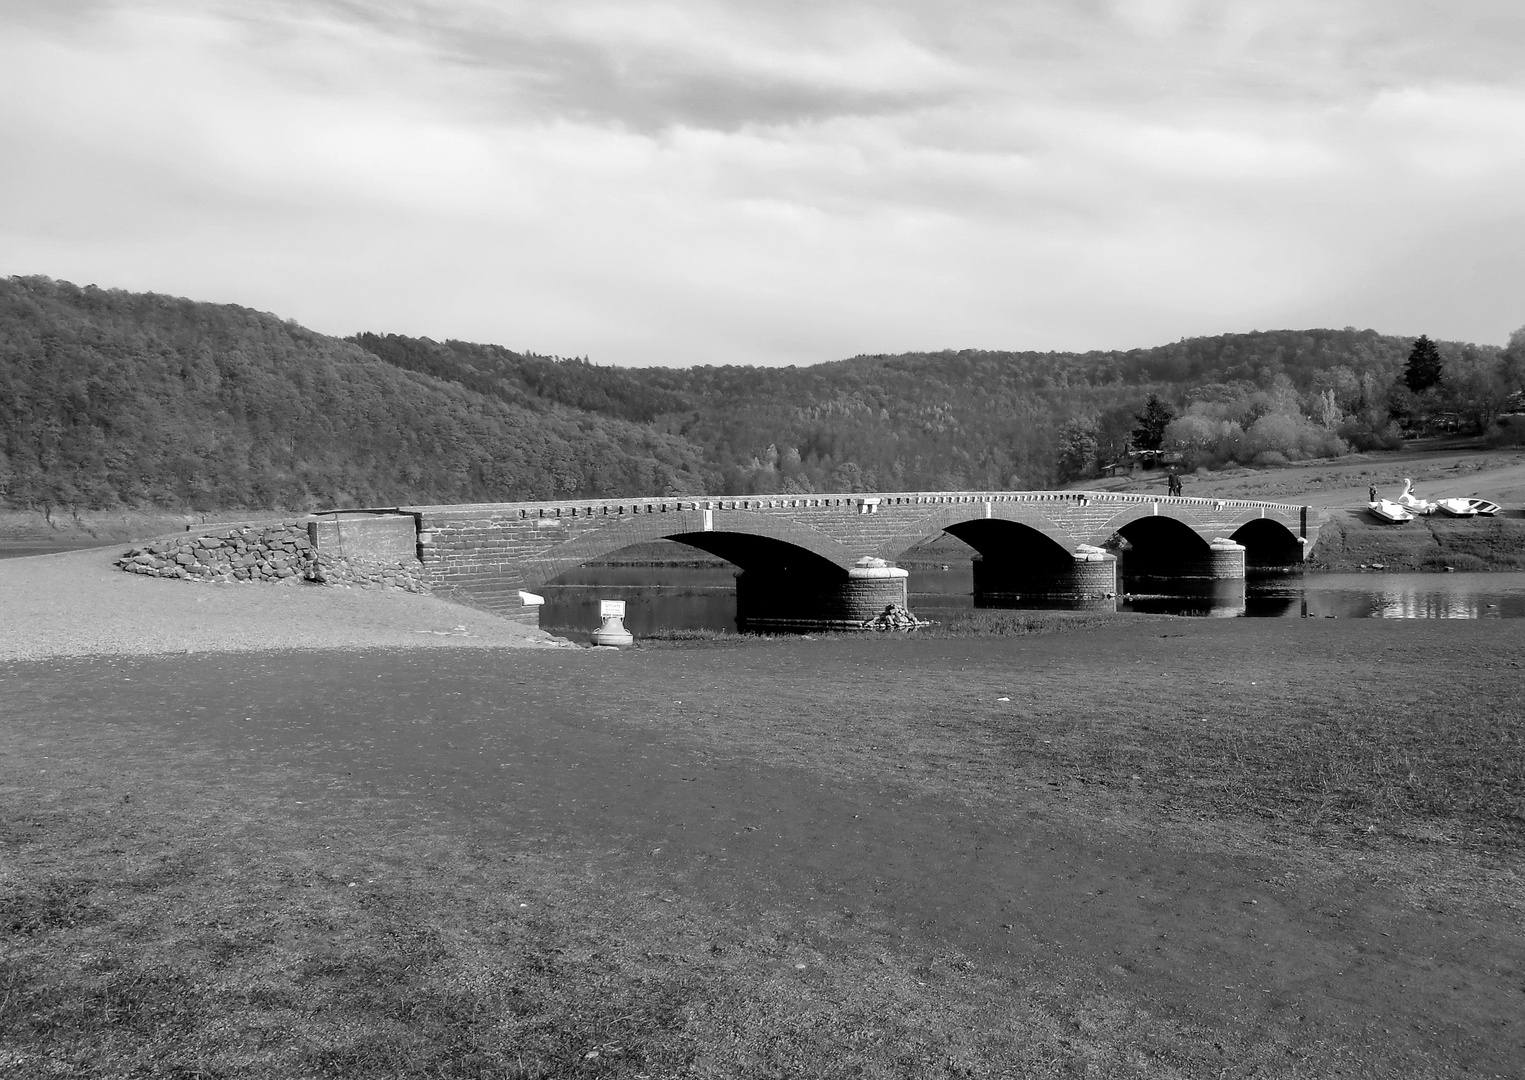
[591,599,633,647]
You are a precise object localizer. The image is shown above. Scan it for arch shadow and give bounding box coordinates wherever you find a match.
[1231,518,1305,572]
[1115,516,1214,579]
[872,504,1082,564]
[519,510,855,590]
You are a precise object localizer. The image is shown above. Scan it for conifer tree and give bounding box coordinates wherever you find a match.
[1404,334,1443,393]
[1130,394,1175,452]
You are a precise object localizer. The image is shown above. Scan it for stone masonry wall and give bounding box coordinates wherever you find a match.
[116,522,428,592]
[118,523,318,583]
[409,492,1316,622]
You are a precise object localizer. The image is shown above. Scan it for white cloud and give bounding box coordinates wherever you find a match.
[2,0,1523,364]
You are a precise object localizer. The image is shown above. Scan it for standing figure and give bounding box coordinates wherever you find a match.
[1369,484,1377,504]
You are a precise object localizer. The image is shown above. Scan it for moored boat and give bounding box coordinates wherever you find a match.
[1432,498,1478,517]
[1368,499,1414,523]
[1396,478,1434,516]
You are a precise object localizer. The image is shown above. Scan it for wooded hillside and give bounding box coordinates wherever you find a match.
[0,277,712,511]
[2,275,1519,513]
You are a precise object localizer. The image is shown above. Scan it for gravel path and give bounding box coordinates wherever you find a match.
[0,546,574,662]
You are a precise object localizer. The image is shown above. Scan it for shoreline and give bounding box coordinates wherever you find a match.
[0,546,573,663]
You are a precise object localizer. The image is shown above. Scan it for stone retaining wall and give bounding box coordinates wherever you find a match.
[117,524,318,583]
[115,522,429,592]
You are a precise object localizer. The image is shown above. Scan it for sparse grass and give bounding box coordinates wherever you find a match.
[2,738,1219,1079]
[4,620,1524,1076]
[625,624,1525,855]
[918,610,1119,637]
[557,610,1118,644]
[1307,510,1525,571]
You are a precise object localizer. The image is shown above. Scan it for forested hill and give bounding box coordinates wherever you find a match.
[0,276,712,511]
[2,275,1511,513]
[347,326,1499,496]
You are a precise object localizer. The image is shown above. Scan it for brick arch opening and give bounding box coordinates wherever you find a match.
[1115,516,1213,578]
[663,532,847,582]
[939,519,1113,600]
[521,512,856,590]
[941,519,1075,571]
[1230,518,1304,571]
[870,506,1078,563]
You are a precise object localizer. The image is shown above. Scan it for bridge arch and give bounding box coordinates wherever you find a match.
[872,504,1082,564]
[1114,515,1214,578]
[940,518,1076,568]
[1229,518,1304,571]
[946,518,1113,600]
[1091,502,1218,545]
[519,508,857,591]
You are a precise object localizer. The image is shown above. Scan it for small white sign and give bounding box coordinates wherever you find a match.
[599,599,626,618]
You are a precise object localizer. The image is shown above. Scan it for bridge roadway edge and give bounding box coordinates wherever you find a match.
[399,492,1321,623]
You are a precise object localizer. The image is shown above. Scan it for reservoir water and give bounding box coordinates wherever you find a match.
[539,565,1525,634]
[7,544,1519,631]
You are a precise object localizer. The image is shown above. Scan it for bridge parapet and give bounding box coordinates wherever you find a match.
[409,490,1310,518]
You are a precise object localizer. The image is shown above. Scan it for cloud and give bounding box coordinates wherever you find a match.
[2,0,1524,364]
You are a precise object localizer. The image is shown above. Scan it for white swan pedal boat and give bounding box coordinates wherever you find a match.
[1396,478,1434,516]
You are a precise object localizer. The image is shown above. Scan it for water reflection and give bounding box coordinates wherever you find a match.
[1254,573,1525,620]
[540,566,739,635]
[1119,578,1247,619]
[538,566,1525,633]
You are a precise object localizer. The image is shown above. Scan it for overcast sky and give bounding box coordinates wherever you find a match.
[3,1,1523,366]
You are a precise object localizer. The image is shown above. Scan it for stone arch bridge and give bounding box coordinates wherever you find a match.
[318,490,1319,631]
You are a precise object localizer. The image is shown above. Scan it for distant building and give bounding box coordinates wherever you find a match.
[1101,449,1183,476]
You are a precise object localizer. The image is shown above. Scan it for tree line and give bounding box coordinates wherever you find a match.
[1072,330,1525,480]
[0,277,711,512]
[3,274,1521,513]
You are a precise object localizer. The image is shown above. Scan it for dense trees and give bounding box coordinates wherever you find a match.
[1056,419,1100,482]
[2,275,1519,514]
[0,277,712,512]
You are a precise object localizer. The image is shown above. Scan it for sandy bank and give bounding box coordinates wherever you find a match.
[0,546,573,662]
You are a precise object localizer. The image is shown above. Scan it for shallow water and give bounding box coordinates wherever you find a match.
[11,543,1518,629]
[541,565,1525,633]
[0,541,118,559]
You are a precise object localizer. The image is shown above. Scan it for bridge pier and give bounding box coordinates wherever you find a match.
[736,562,911,632]
[971,546,1118,604]
[1123,537,1246,582]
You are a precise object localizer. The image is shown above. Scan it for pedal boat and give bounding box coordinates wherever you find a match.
[1434,497,1501,517]
[1396,478,1434,516]
[1368,499,1414,524]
